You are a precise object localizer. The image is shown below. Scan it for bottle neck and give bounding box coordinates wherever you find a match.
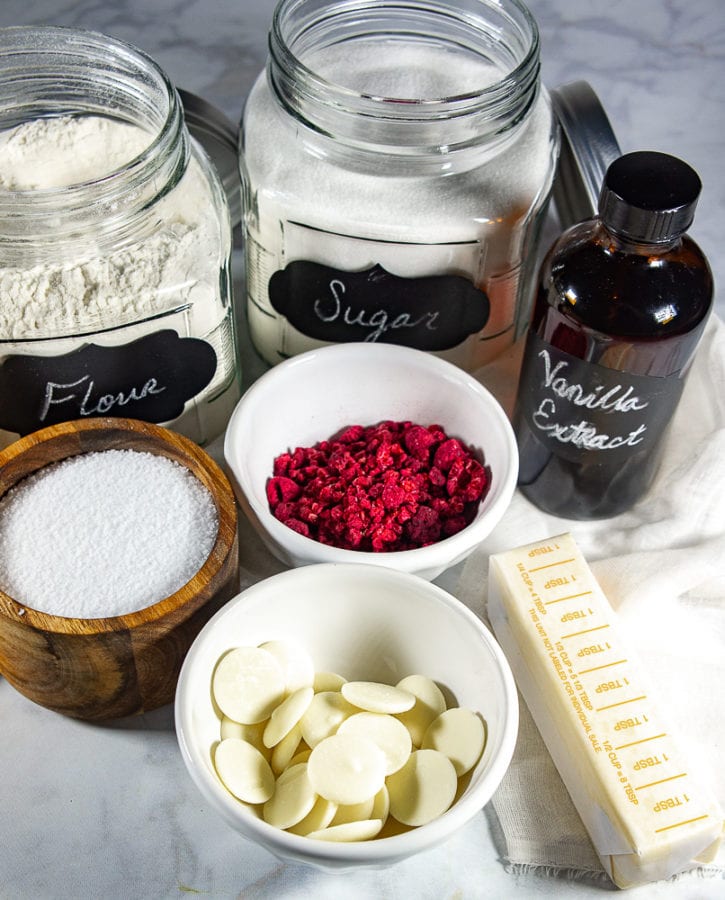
[268,0,541,170]
[0,26,189,265]
[599,219,682,255]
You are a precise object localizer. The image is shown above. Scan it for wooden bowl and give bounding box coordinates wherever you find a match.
[0,417,239,720]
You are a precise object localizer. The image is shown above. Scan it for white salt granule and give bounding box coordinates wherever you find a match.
[0,449,219,618]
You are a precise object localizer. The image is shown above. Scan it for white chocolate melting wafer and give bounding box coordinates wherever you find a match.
[422,707,485,776]
[387,749,457,827]
[341,681,415,714]
[214,738,275,805]
[212,646,286,724]
[307,733,386,805]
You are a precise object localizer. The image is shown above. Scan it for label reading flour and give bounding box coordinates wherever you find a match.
[0,329,217,435]
[518,332,684,463]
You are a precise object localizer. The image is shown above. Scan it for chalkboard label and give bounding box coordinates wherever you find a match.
[268,262,489,351]
[518,331,684,463]
[0,329,217,436]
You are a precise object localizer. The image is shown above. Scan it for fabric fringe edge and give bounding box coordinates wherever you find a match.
[503,861,725,887]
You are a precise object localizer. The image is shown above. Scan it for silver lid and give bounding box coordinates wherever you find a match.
[178,88,241,228]
[550,80,622,230]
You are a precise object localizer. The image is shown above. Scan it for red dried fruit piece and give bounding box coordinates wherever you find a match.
[446,457,488,502]
[371,520,402,552]
[442,515,469,537]
[433,438,467,472]
[406,505,441,545]
[266,476,301,506]
[431,495,466,517]
[273,452,293,476]
[272,501,297,522]
[382,484,406,509]
[403,424,436,460]
[335,424,365,443]
[427,424,448,443]
[279,517,311,537]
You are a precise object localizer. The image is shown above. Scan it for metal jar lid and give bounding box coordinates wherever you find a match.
[178,88,241,228]
[550,80,622,230]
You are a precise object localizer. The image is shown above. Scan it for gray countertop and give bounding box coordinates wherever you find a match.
[1,2,724,898]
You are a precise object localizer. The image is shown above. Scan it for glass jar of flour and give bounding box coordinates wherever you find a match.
[240,0,559,371]
[0,27,241,448]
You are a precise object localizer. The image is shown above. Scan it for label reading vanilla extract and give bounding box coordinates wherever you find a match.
[518,332,684,464]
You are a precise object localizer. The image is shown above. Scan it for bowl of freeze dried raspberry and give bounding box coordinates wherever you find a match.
[224,343,518,580]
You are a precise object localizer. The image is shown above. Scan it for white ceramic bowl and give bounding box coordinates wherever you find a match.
[175,563,518,870]
[224,343,518,580]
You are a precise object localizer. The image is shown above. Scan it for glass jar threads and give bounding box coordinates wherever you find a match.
[0,26,241,447]
[240,0,559,372]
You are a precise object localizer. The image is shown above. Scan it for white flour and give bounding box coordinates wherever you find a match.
[0,115,150,190]
[0,114,220,340]
[0,113,239,446]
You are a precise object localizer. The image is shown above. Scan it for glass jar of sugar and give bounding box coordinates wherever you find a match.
[240,0,559,372]
[0,26,241,448]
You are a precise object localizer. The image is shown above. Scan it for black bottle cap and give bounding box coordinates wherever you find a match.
[598,150,702,243]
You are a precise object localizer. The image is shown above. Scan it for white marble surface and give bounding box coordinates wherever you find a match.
[0,2,724,898]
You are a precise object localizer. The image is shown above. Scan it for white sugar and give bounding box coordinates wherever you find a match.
[243,36,556,370]
[302,38,504,99]
[0,449,219,618]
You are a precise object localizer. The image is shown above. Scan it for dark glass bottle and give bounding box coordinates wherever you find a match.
[514,150,713,519]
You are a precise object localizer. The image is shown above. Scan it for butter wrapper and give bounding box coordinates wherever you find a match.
[488,532,723,889]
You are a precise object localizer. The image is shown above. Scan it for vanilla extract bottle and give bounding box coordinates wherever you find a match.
[514,151,713,519]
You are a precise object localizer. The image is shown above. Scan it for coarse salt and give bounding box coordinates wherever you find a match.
[0,449,219,618]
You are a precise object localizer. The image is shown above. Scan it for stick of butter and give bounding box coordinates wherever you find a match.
[488,532,723,889]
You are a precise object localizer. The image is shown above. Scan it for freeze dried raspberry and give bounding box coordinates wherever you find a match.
[371,521,402,552]
[266,476,301,506]
[442,515,468,537]
[433,438,467,472]
[446,457,489,502]
[273,452,293,477]
[335,424,365,443]
[283,518,311,537]
[267,419,490,552]
[406,506,441,546]
[426,424,447,443]
[272,501,297,523]
[430,494,466,517]
[403,424,436,460]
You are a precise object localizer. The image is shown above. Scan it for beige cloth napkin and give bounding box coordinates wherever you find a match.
[456,314,725,883]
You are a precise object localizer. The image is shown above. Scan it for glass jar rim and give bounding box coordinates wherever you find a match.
[268,0,541,156]
[0,24,188,248]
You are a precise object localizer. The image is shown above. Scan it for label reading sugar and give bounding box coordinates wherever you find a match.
[0,329,217,435]
[269,260,489,351]
[518,332,684,463]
